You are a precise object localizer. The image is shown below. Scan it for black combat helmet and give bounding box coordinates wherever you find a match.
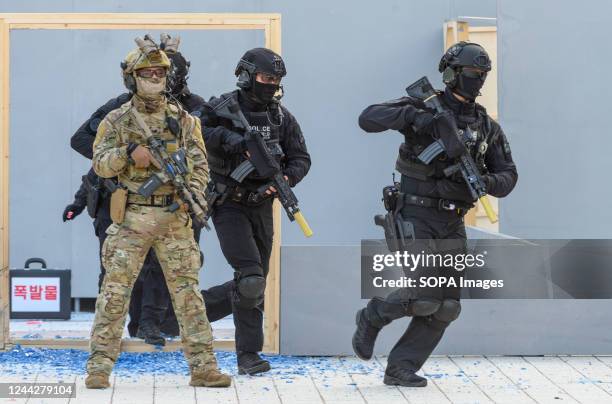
[166,51,190,96]
[235,47,287,84]
[235,48,286,104]
[438,42,491,100]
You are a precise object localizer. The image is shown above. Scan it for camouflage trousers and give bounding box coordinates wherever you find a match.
[86,203,216,375]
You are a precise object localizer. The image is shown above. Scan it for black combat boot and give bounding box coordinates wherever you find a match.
[136,322,166,346]
[383,367,428,387]
[237,351,271,375]
[352,308,382,360]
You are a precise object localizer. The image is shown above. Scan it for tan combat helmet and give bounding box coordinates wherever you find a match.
[121,35,171,92]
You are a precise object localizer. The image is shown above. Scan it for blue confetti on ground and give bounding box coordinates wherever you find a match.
[0,345,351,378]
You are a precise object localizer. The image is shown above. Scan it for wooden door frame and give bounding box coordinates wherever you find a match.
[0,12,282,354]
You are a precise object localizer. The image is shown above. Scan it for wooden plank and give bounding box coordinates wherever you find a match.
[9,24,268,31]
[0,18,9,352]
[376,356,450,404]
[422,356,493,403]
[233,375,281,404]
[443,20,469,51]
[341,357,407,404]
[0,363,36,403]
[451,356,535,403]
[307,357,365,404]
[194,373,239,404]
[488,356,578,403]
[1,13,280,25]
[112,373,154,404]
[154,374,196,404]
[261,17,282,354]
[8,338,235,352]
[564,356,612,396]
[27,370,75,404]
[70,374,113,404]
[526,356,611,403]
[273,373,324,404]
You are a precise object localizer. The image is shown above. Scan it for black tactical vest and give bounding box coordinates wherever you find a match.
[396,96,492,183]
[207,92,282,182]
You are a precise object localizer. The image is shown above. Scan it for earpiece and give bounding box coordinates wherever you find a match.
[442,66,457,87]
[235,59,257,90]
[123,73,137,93]
[237,70,251,90]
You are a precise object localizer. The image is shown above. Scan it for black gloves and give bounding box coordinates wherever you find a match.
[223,132,247,155]
[412,110,434,133]
[62,203,85,222]
[432,111,467,159]
[482,174,494,193]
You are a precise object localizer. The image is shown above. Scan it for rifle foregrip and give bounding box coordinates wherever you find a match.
[294,211,313,238]
[479,195,498,224]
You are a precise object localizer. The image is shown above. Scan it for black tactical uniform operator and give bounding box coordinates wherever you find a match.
[198,48,311,375]
[352,42,518,387]
[64,34,205,345]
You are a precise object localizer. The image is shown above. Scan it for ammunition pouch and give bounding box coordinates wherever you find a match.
[395,153,435,181]
[110,185,128,224]
[84,175,101,219]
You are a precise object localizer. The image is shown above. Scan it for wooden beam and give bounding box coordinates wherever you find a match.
[0,18,9,351]
[9,24,268,31]
[9,338,235,352]
[262,15,282,354]
[443,20,470,51]
[0,13,280,25]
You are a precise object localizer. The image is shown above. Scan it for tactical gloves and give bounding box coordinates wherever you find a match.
[223,132,247,155]
[62,203,85,222]
[432,111,467,159]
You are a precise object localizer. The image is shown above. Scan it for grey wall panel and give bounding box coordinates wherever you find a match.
[498,0,612,238]
[280,245,612,355]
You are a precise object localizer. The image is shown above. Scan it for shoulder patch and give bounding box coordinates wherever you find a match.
[105,103,132,125]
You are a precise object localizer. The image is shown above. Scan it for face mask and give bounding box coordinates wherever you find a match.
[250,80,279,104]
[455,73,486,101]
[135,75,166,99]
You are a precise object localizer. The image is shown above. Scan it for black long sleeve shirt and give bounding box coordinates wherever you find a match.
[359,88,518,202]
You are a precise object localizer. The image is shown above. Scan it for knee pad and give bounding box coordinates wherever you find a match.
[234,265,266,309]
[410,298,441,317]
[433,299,461,323]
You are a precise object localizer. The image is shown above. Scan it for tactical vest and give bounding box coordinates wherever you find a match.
[208,92,282,181]
[396,102,493,182]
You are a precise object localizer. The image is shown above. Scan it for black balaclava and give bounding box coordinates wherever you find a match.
[250,80,279,104]
[454,70,486,101]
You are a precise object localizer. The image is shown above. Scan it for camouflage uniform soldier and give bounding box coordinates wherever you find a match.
[85,38,231,389]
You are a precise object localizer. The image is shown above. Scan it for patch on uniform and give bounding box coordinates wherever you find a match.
[501,134,512,160]
[105,223,120,235]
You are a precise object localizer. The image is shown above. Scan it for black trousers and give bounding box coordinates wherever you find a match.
[204,199,274,352]
[366,206,467,373]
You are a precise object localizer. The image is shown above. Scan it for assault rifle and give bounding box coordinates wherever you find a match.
[214,96,313,237]
[131,109,210,230]
[406,76,498,223]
